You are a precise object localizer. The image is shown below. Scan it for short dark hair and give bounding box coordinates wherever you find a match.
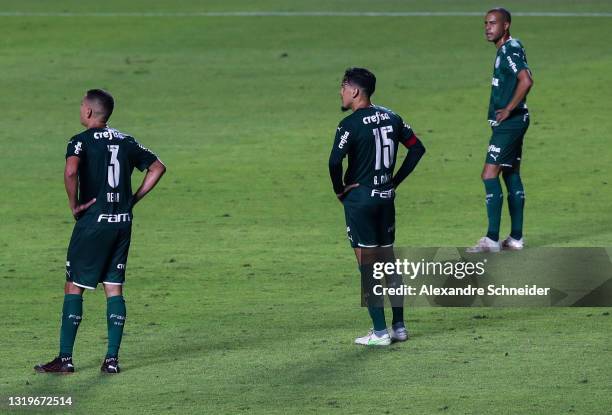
[342,67,376,98]
[487,7,511,23]
[85,89,114,122]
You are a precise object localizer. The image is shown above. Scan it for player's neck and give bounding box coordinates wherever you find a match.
[495,33,511,49]
[84,121,107,129]
[351,100,372,112]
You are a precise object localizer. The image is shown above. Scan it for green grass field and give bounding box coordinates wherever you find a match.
[1,1,612,413]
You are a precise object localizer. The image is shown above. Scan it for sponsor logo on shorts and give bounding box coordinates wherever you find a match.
[488,145,501,161]
[346,226,353,243]
[338,131,349,149]
[492,77,499,87]
[371,189,394,199]
[97,213,131,223]
[117,264,126,270]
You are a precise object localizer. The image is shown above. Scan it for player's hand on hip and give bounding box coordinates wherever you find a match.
[72,198,96,220]
[495,108,511,123]
[336,183,359,202]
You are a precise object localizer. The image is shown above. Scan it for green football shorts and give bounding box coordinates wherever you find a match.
[343,186,395,249]
[66,225,132,289]
[486,113,530,167]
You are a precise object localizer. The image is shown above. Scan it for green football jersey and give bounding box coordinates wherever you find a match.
[488,38,530,124]
[329,105,416,194]
[65,127,158,227]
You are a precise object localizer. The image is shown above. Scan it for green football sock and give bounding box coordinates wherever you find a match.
[360,264,387,331]
[385,271,404,325]
[359,264,387,331]
[483,178,503,242]
[503,172,525,240]
[59,294,83,357]
[106,296,126,358]
[367,306,387,332]
[391,307,404,326]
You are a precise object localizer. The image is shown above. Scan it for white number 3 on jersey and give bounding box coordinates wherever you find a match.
[107,145,120,188]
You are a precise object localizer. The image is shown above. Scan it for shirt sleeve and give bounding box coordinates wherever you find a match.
[328,122,351,194]
[66,137,86,158]
[397,117,418,148]
[504,45,529,76]
[129,137,158,171]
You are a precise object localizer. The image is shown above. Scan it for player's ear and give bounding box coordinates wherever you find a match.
[352,86,360,99]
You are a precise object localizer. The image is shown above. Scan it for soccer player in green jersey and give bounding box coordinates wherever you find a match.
[329,68,426,346]
[34,89,166,373]
[468,8,533,253]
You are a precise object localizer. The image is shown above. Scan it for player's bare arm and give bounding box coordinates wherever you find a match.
[64,156,96,220]
[392,138,426,189]
[131,159,166,206]
[496,69,533,123]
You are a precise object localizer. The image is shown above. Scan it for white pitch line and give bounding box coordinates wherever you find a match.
[0,11,611,17]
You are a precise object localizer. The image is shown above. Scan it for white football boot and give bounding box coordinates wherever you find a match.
[354,329,391,346]
[389,326,409,342]
[466,237,501,253]
[501,236,524,250]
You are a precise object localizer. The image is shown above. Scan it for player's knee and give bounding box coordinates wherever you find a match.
[481,164,501,180]
[104,284,123,297]
[64,281,84,295]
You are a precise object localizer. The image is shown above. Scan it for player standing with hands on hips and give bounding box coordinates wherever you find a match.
[468,8,533,253]
[35,89,166,374]
[329,68,426,346]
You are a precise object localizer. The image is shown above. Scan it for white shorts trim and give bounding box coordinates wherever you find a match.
[102,281,124,286]
[71,281,96,290]
[380,244,394,248]
[357,243,379,248]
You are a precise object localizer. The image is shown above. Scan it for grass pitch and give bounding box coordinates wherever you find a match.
[1,1,611,414]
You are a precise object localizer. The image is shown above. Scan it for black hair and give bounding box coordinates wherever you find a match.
[86,89,114,121]
[342,67,376,98]
[487,7,511,23]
